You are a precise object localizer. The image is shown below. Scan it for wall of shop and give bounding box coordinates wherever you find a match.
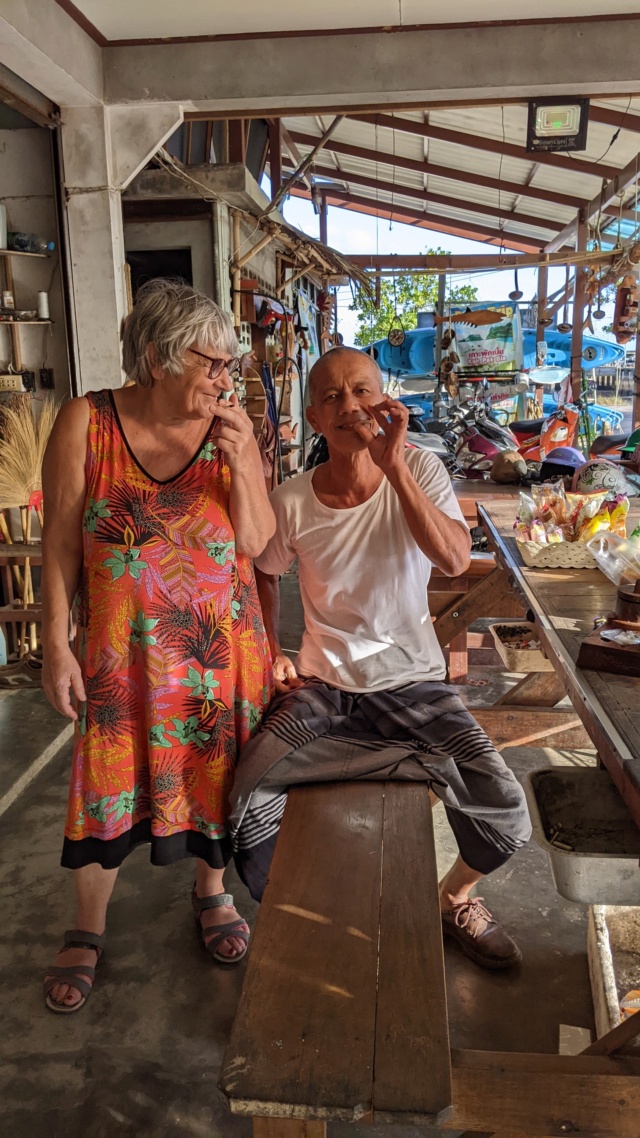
[0,126,70,398]
[123,219,215,299]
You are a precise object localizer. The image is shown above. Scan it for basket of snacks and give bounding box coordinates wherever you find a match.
[514,482,629,569]
[489,621,554,672]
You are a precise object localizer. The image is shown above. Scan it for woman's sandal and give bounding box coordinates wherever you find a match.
[43,929,106,1014]
[191,889,250,965]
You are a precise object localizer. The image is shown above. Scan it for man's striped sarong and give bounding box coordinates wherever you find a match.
[229,680,532,902]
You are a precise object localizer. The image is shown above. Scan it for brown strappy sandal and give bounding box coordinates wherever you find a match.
[43,929,106,1014]
[191,889,250,965]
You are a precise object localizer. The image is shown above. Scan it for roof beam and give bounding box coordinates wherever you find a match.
[547,146,640,251]
[283,157,561,233]
[345,252,614,271]
[588,148,640,215]
[290,185,545,253]
[104,20,640,116]
[590,105,640,134]
[288,130,589,212]
[349,112,619,181]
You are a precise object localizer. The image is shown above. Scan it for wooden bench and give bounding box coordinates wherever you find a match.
[219,781,451,1132]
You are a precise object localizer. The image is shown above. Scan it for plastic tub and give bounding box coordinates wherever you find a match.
[587,532,640,587]
[524,768,640,905]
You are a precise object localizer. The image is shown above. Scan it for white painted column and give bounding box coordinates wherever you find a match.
[60,103,183,393]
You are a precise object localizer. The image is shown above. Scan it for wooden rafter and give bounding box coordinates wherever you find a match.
[547,145,640,252]
[288,130,592,212]
[590,104,640,134]
[283,157,561,233]
[290,185,545,252]
[349,112,620,181]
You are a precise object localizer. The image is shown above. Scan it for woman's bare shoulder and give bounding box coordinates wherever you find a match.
[49,395,91,442]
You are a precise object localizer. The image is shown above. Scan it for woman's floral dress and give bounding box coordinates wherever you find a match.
[62,390,272,869]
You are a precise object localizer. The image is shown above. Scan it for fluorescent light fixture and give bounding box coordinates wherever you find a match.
[526,98,589,154]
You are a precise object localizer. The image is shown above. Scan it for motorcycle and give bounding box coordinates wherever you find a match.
[508,403,581,462]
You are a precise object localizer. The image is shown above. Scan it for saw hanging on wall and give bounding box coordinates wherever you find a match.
[612,274,639,345]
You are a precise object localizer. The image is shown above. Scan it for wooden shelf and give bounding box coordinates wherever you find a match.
[0,603,43,623]
[0,543,42,564]
[0,320,52,326]
[0,249,48,259]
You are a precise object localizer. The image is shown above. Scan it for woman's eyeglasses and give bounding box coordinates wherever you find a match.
[190,349,241,381]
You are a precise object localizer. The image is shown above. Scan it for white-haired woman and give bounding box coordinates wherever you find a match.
[41,279,275,1013]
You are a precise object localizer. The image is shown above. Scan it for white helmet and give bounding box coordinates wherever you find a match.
[571,460,640,497]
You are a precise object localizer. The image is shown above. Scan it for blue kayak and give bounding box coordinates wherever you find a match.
[370,326,625,375]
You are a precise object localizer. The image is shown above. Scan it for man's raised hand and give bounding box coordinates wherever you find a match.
[353,396,409,478]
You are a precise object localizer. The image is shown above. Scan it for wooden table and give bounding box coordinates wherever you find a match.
[430,481,521,682]
[478,499,640,829]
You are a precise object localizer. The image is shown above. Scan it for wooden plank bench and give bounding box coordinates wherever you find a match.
[219,782,452,1132]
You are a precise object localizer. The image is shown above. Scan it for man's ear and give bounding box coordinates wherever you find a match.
[306,405,319,432]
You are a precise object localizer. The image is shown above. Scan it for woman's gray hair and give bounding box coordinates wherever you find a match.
[122,278,239,388]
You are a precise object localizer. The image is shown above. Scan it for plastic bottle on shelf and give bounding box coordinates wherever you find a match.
[7,231,55,255]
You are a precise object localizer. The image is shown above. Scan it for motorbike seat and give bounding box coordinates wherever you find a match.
[510,418,544,436]
[591,432,629,456]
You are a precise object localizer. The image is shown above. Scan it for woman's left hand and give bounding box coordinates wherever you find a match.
[211,394,260,473]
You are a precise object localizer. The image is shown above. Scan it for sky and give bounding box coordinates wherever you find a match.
[280,194,615,348]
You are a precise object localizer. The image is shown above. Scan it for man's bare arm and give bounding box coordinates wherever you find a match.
[255,568,301,692]
[388,464,471,577]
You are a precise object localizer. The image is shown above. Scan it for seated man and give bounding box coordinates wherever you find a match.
[229,346,531,970]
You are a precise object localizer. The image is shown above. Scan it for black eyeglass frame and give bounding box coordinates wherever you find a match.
[189,348,241,380]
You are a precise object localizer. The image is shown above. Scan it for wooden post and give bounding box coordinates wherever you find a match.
[435,271,446,372]
[536,258,548,351]
[319,190,328,246]
[570,209,588,404]
[228,119,245,165]
[268,118,282,194]
[231,210,242,332]
[633,272,640,429]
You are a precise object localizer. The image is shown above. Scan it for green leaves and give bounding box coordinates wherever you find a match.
[231,599,241,620]
[198,442,216,461]
[167,715,211,748]
[128,610,159,648]
[148,723,172,749]
[179,665,220,700]
[103,546,148,581]
[83,497,111,533]
[206,541,235,566]
[349,252,478,347]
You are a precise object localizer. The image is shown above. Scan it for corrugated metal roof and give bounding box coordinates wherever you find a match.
[282,98,640,251]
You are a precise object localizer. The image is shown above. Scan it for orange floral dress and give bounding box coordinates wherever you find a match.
[62,390,272,870]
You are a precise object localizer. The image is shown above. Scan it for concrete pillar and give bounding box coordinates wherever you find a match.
[60,103,183,393]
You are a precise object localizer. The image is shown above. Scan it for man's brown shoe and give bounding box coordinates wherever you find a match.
[441,897,522,971]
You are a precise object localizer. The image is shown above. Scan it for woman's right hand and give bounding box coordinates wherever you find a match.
[272,653,302,694]
[43,646,86,720]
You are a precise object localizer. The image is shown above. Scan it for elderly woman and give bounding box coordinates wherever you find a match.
[41,279,275,1013]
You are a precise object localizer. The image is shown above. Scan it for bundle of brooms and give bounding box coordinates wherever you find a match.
[0,396,59,654]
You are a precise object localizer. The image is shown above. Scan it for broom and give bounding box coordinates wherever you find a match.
[0,396,60,654]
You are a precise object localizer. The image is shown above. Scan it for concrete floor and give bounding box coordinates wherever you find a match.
[0,575,599,1138]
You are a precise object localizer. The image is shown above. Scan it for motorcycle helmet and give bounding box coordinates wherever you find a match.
[539,447,585,482]
[621,427,640,458]
[571,459,640,497]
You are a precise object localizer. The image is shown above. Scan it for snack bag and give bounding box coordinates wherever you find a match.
[607,494,629,538]
[529,521,547,544]
[532,482,568,527]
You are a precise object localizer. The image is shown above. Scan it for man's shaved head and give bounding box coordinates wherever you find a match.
[307,346,383,405]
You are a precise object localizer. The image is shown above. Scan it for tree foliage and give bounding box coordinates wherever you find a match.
[349,251,478,346]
